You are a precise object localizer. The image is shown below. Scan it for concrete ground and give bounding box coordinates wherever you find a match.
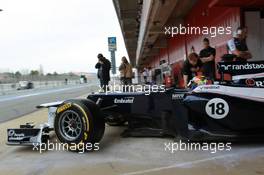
[0,90,264,175]
[1,106,264,175]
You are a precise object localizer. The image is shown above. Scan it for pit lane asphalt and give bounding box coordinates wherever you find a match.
[0,91,264,175]
[0,109,264,175]
[0,83,98,123]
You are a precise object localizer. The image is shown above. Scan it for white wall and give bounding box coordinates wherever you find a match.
[245,11,264,61]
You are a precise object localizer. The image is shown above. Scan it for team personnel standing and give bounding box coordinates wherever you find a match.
[142,68,148,84]
[147,67,153,84]
[227,27,252,61]
[199,38,216,81]
[182,52,202,88]
[119,56,133,85]
[95,53,111,92]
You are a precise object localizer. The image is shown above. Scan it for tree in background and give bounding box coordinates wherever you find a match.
[15,71,22,80]
[30,70,39,76]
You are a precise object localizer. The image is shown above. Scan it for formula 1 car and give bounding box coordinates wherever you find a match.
[7,61,264,150]
[17,81,34,90]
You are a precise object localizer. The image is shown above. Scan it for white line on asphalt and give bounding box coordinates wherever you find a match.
[121,147,264,175]
[0,84,92,103]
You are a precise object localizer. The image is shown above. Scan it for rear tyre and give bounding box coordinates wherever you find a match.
[54,99,105,151]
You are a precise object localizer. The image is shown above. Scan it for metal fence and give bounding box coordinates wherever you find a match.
[0,79,98,95]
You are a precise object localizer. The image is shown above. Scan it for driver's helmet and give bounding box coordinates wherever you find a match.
[188,75,209,89]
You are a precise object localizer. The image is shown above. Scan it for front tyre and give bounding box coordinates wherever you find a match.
[54,99,105,151]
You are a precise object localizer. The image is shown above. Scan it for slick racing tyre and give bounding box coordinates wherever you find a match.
[54,99,105,151]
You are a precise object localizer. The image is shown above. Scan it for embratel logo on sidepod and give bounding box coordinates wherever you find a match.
[114,97,134,104]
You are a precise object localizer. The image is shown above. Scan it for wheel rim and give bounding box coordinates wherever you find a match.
[59,110,83,141]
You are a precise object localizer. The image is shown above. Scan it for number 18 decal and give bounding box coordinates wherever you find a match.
[205,98,229,119]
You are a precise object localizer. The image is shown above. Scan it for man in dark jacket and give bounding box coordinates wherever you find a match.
[95,53,111,92]
[199,38,216,81]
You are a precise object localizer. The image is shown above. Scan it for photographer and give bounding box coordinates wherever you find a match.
[119,56,133,85]
[95,53,111,92]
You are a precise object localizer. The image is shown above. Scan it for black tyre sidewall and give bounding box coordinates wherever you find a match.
[54,99,105,150]
[55,102,87,145]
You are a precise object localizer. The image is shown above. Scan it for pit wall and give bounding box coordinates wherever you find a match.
[148,0,241,87]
